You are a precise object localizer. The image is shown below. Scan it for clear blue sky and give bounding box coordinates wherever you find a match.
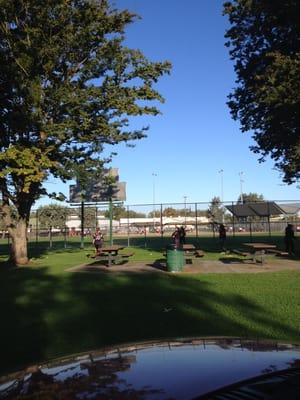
[40,0,299,208]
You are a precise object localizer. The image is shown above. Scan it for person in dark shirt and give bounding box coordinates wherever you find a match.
[92,228,104,255]
[284,224,295,255]
[219,223,226,252]
[171,226,181,248]
[179,226,186,244]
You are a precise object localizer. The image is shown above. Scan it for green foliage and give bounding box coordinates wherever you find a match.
[37,204,70,229]
[104,205,146,219]
[75,206,106,229]
[237,192,265,204]
[161,207,178,217]
[0,0,171,262]
[0,0,171,209]
[160,207,200,217]
[148,207,201,218]
[127,210,146,218]
[207,196,223,222]
[148,210,162,218]
[224,0,300,183]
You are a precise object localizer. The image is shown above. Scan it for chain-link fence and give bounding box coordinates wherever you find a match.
[1,200,299,249]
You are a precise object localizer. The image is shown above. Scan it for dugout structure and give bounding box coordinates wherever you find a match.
[226,201,287,236]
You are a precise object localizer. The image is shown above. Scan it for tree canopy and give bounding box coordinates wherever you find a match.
[237,192,264,204]
[37,204,70,229]
[104,205,146,219]
[224,0,300,184]
[0,0,171,264]
[207,196,224,222]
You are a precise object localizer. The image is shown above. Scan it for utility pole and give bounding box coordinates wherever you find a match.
[183,195,187,227]
[152,173,157,230]
[219,169,224,223]
[239,171,244,203]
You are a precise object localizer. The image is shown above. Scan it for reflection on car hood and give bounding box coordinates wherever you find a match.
[0,337,300,399]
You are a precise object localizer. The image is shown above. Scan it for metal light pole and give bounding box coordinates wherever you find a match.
[239,172,244,203]
[219,169,224,223]
[183,195,187,227]
[80,190,86,249]
[152,173,157,230]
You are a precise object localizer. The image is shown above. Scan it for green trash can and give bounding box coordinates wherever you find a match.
[166,244,184,272]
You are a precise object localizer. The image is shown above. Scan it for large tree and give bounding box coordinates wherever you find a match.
[0,0,171,264]
[224,0,300,184]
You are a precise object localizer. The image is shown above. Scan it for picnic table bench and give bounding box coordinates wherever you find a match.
[266,249,289,257]
[118,251,135,258]
[242,242,277,264]
[89,246,134,267]
[231,249,251,257]
[194,249,204,257]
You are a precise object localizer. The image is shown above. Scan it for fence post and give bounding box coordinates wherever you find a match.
[80,201,84,249]
[36,210,39,245]
[64,213,67,249]
[49,225,52,249]
[195,203,198,238]
[127,205,130,247]
[109,198,113,245]
[160,204,163,240]
[232,201,235,237]
[267,201,271,237]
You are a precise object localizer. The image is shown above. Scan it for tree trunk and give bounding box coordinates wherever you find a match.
[9,218,29,265]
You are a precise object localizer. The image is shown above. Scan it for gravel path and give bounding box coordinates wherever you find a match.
[67,257,300,274]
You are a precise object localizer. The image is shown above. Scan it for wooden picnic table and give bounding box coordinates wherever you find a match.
[242,242,277,264]
[100,245,125,267]
[182,244,196,252]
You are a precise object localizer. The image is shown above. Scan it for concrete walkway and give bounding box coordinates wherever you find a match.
[68,257,300,275]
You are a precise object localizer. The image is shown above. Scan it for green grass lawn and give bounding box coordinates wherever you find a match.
[0,235,300,375]
[2,230,297,261]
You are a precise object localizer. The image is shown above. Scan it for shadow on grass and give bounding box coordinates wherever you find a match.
[0,240,93,264]
[148,258,167,271]
[219,256,248,264]
[1,260,300,376]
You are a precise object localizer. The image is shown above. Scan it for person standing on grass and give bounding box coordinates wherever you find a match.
[172,226,181,248]
[285,224,295,255]
[92,227,104,255]
[219,223,226,252]
[179,226,186,244]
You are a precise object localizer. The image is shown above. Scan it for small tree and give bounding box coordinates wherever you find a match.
[237,192,265,204]
[37,204,70,230]
[104,204,126,220]
[207,196,223,223]
[162,207,178,217]
[85,207,98,231]
[105,205,146,219]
